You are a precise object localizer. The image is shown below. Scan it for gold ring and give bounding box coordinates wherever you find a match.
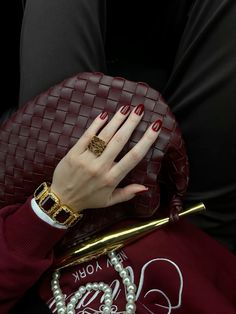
[87,135,106,157]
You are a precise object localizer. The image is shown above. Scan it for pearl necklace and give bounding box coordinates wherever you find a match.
[51,251,137,313]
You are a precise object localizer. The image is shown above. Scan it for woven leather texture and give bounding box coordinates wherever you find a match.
[0,72,189,241]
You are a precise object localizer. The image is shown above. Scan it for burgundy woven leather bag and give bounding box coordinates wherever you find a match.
[0,72,189,241]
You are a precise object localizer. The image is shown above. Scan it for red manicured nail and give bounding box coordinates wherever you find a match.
[152,119,162,132]
[134,104,145,116]
[120,104,130,115]
[135,188,149,195]
[100,111,108,120]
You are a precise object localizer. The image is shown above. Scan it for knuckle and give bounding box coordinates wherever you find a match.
[117,162,125,174]
[130,149,140,162]
[67,153,78,167]
[113,133,124,144]
[146,130,155,142]
[103,174,116,187]
[83,130,93,141]
[116,112,126,122]
[99,129,109,140]
[67,153,87,169]
[87,165,100,177]
[122,190,131,201]
[129,114,138,124]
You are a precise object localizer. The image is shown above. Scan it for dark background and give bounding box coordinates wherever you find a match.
[1,2,24,115]
[1,1,191,117]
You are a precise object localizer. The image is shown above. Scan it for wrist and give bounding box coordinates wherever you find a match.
[50,184,84,214]
[31,198,67,229]
[34,182,83,228]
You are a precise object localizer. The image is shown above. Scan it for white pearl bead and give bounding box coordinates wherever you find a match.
[55,295,63,302]
[127,292,136,302]
[110,256,119,264]
[53,290,60,296]
[67,310,75,314]
[99,282,105,289]
[104,295,112,301]
[57,308,66,314]
[67,303,74,310]
[56,304,65,311]
[52,279,58,286]
[126,303,136,312]
[127,283,137,292]
[123,277,131,286]
[92,282,99,290]
[70,296,77,304]
[104,287,112,294]
[86,283,92,290]
[75,291,82,298]
[52,284,59,291]
[79,286,86,294]
[114,263,123,272]
[105,298,112,306]
[53,272,60,279]
[102,284,109,291]
[102,305,111,313]
[108,251,116,258]
[119,269,128,278]
[56,301,64,308]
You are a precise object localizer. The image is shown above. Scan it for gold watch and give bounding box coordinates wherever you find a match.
[34,182,83,228]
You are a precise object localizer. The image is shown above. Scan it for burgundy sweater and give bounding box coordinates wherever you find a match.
[1,196,236,314]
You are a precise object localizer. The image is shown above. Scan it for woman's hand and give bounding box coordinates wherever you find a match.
[50,104,162,213]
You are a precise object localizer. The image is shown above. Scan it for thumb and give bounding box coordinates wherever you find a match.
[107,184,149,206]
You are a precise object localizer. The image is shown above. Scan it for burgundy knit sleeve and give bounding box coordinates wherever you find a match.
[0,195,67,313]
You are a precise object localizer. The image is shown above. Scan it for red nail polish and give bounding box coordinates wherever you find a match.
[100,111,108,120]
[152,119,162,132]
[120,104,130,115]
[134,104,145,116]
[135,189,148,195]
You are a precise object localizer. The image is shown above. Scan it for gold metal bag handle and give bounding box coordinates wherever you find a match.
[54,203,205,270]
